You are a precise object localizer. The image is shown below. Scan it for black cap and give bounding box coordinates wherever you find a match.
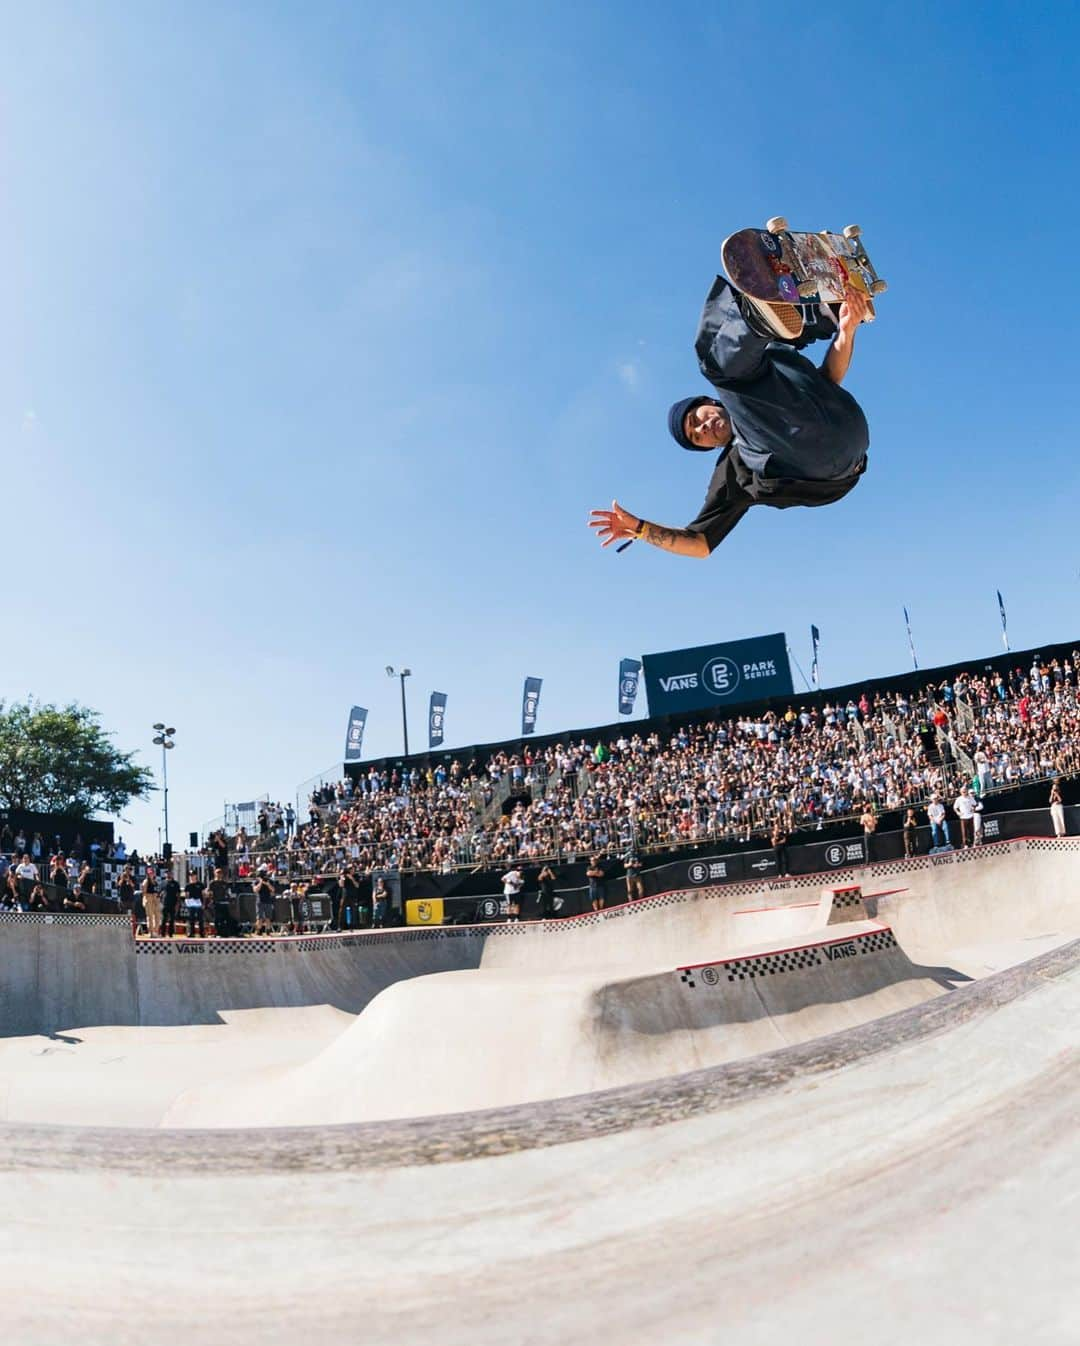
[668,396,721,451]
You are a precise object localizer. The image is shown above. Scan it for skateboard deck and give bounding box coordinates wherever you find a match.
[722,220,886,319]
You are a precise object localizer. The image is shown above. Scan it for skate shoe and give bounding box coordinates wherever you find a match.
[739,291,804,341]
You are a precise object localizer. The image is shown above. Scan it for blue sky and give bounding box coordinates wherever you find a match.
[2,2,1078,849]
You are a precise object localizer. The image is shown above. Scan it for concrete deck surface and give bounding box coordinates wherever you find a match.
[1,838,1078,1343]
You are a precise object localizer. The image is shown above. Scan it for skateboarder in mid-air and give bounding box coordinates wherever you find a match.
[589,277,872,557]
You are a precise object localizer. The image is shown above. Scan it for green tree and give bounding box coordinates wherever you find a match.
[0,699,153,818]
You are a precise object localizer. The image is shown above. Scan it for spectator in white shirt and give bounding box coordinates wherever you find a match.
[953,788,976,847]
[501,866,523,921]
[927,798,951,850]
[14,854,39,908]
[1049,781,1066,837]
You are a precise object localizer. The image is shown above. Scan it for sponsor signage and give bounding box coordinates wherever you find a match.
[429,692,447,750]
[642,633,793,715]
[406,897,444,926]
[618,658,642,716]
[748,853,779,879]
[522,677,542,736]
[808,838,867,871]
[344,706,368,763]
[684,854,746,886]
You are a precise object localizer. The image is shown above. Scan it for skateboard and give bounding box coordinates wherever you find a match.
[722,217,887,320]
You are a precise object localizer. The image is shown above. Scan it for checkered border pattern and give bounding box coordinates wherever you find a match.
[831,889,866,913]
[132,926,493,956]
[7,836,1078,957]
[679,927,897,988]
[0,910,124,928]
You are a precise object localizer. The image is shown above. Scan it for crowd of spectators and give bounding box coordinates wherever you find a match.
[0,851,106,912]
[221,652,1080,880]
[5,654,1076,920]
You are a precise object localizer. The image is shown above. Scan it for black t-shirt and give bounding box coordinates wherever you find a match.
[694,278,869,481]
[685,276,870,552]
[207,879,230,905]
[185,880,205,905]
[163,879,181,905]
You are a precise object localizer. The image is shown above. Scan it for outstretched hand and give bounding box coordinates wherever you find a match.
[589,500,639,549]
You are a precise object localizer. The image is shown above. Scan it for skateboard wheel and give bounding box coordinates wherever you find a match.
[765,216,788,234]
[871,278,888,295]
[843,224,861,238]
[796,280,818,298]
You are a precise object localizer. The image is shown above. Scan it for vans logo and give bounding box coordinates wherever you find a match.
[660,673,698,692]
[823,942,856,961]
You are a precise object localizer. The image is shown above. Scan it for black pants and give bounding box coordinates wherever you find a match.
[213,901,237,936]
[162,902,178,938]
[185,906,206,938]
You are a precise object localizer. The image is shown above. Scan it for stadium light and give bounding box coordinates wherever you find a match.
[150,723,177,854]
[385,667,412,757]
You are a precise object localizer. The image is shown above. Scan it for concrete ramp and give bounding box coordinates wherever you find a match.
[5,840,1080,1130]
[164,922,946,1127]
[0,917,487,1038]
[823,884,871,923]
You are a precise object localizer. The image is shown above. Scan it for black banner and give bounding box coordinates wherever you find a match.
[344,706,368,763]
[643,632,793,716]
[522,677,542,736]
[429,692,447,749]
[618,658,642,716]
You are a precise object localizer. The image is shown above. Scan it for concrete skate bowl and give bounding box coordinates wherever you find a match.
[1,836,1077,1129]
[3,838,1080,1346]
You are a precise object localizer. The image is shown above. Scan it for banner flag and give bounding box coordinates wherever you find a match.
[521,676,542,736]
[344,706,368,762]
[618,658,642,716]
[997,590,1009,651]
[428,692,447,749]
[810,625,821,689]
[903,606,919,670]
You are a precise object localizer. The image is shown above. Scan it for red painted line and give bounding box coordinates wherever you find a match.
[861,887,909,901]
[677,924,891,973]
[733,901,821,915]
[141,838,1073,943]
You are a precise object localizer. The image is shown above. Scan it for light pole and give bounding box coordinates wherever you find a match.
[385,667,411,756]
[151,723,176,852]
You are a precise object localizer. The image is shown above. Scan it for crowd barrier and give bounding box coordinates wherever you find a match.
[431,802,1080,923]
[3,804,1074,933]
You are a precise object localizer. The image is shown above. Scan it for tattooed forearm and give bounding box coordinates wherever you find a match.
[639,521,709,558]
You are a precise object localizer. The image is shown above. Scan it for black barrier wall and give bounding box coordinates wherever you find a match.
[425,804,1080,923]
